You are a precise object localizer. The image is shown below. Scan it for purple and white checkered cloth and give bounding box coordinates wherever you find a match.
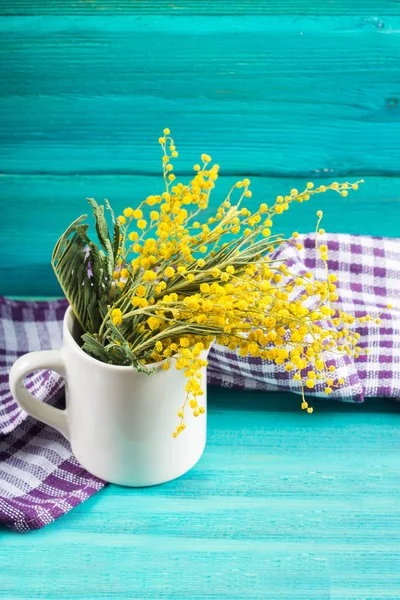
[1,234,400,532]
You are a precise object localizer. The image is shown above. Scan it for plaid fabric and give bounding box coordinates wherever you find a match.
[209,234,400,399]
[0,298,105,532]
[1,234,399,532]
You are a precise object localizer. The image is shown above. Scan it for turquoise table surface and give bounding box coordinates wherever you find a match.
[1,389,400,600]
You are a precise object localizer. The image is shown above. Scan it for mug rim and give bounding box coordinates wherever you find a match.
[64,306,169,372]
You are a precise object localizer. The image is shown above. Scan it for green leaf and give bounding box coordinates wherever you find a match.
[104,198,122,261]
[112,222,122,262]
[107,321,155,374]
[87,198,115,281]
[81,333,112,363]
[51,214,104,334]
[87,198,110,252]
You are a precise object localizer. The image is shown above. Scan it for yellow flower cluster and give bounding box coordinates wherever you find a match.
[98,129,379,436]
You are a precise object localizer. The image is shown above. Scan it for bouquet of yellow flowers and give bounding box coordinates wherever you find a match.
[52,129,368,436]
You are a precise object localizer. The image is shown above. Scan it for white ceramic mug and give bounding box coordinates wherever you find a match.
[9,307,207,486]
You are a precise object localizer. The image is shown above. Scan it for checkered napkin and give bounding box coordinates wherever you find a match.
[0,299,105,532]
[1,234,399,532]
[208,234,400,400]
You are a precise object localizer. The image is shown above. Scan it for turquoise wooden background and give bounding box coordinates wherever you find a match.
[0,0,400,296]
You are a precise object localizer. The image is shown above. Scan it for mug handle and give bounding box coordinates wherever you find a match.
[9,350,69,440]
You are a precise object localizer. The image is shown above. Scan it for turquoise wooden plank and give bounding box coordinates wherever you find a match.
[1,174,399,295]
[0,0,399,16]
[0,14,396,32]
[1,389,400,599]
[1,15,399,175]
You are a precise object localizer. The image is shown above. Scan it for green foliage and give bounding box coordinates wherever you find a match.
[52,198,164,369]
[51,200,114,335]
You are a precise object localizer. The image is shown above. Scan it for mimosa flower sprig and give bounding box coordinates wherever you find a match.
[52,129,377,436]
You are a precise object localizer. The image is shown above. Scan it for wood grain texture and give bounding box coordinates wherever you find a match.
[1,174,399,295]
[0,0,399,15]
[1,389,400,599]
[0,15,400,176]
[1,5,400,597]
[1,4,400,294]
